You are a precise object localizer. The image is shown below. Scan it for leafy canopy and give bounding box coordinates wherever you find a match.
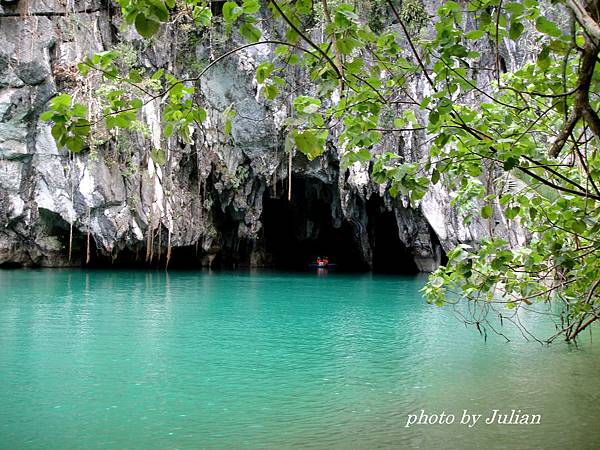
[42,0,600,342]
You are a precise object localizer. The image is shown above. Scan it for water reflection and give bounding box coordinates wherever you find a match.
[0,269,599,450]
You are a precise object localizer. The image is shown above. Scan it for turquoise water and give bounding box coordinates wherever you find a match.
[0,270,599,450]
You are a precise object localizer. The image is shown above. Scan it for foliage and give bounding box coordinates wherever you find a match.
[397,0,428,33]
[42,0,600,342]
[41,94,90,152]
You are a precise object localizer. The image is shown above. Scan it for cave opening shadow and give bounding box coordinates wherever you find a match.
[262,178,368,272]
[367,198,419,275]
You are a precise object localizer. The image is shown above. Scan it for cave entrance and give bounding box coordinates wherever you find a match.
[210,203,254,269]
[262,177,367,271]
[367,197,419,274]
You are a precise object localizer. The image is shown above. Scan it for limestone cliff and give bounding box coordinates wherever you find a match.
[0,0,526,271]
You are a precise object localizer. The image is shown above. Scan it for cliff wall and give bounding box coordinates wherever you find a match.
[0,0,528,271]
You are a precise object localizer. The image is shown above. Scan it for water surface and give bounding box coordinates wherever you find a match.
[0,270,599,449]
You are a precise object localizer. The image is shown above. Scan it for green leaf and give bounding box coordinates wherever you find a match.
[505,2,525,15]
[193,6,212,27]
[274,45,289,58]
[128,69,143,83]
[480,11,491,27]
[509,20,524,40]
[284,27,300,44]
[572,220,586,234]
[481,205,493,219]
[430,276,444,288]
[351,148,371,162]
[135,13,160,38]
[345,58,364,74]
[51,94,72,108]
[150,148,167,165]
[78,63,90,76]
[147,0,169,21]
[535,17,562,38]
[72,119,90,136]
[292,129,327,160]
[242,0,260,14]
[256,62,274,83]
[66,136,85,153]
[131,98,144,109]
[194,107,207,123]
[429,110,439,124]
[72,104,87,118]
[222,1,243,22]
[447,44,468,57]
[240,22,261,43]
[51,124,66,142]
[296,0,312,14]
[503,157,519,171]
[537,45,551,70]
[40,111,54,121]
[263,84,278,100]
[151,69,164,80]
[506,206,520,219]
[288,54,300,65]
[465,30,485,40]
[294,96,321,114]
[336,36,360,55]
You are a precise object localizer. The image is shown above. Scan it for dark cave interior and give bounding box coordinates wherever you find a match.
[261,177,418,273]
[262,184,367,272]
[366,196,419,274]
[210,202,254,269]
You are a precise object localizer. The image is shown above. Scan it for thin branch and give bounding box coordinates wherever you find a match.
[501,85,580,99]
[268,0,342,80]
[386,0,436,90]
[549,111,579,157]
[320,0,344,89]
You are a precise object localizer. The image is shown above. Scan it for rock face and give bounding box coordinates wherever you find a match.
[0,0,525,271]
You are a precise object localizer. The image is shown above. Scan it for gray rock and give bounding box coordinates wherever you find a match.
[16,61,47,85]
[0,1,530,270]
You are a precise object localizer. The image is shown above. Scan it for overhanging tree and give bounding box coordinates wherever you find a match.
[42,0,600,342]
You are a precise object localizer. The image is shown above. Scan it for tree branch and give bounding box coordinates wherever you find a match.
[548,32,600,157]
[549,111,579,157]
[268,0,342,80]
[320,0,344,89]
[386,0,437,91]
[565,0,600,45]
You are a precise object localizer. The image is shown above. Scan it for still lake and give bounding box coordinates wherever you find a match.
[0,269,599,449]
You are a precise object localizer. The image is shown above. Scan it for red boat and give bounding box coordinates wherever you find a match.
[309,257,336,270]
